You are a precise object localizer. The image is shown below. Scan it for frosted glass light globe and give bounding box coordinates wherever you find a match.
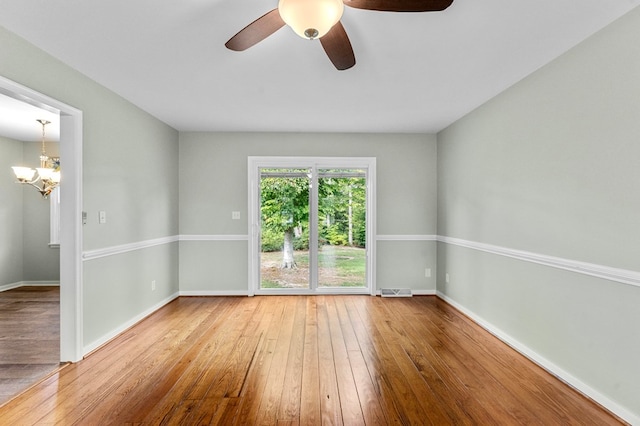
[278,0,344,39]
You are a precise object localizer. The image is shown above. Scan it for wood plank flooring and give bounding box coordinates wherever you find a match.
[0,286,61,406]
[0,295,624,425]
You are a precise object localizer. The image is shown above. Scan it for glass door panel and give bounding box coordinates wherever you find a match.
[259,168,311,290]
[317,169,367,288]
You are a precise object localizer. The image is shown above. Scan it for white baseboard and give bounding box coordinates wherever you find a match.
[179,290,249,296]
[180,290,436,297]
[375,289,436,296]
[408,289,436,296]
[436,291,638,425]
[22,280,60,286]
[0,281,60,292]
[0,282,22,292]
[83,292,180,356]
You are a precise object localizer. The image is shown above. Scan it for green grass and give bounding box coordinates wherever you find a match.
[260,245,366,289]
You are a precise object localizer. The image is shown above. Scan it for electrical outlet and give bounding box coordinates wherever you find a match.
[445,273,450,283]
[98,210,107,224]
[232,211,241,220]
[425,268,431,278]
[151,280,156,291]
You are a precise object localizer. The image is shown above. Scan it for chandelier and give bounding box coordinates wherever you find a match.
[11,119,60,198]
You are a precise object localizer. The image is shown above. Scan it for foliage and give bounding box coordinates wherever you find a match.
[260,172,310,235]
[317,175,366,248]
[260,170,367,265]
[324,226,348,246]
[261,227,283,252]
[261,226,309,252]
[294,227,310,250]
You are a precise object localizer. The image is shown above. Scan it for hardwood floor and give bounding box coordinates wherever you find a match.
[0,295,624,425]
[0,286,62,406]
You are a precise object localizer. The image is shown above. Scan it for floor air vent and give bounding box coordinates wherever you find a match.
[380,288,412,298]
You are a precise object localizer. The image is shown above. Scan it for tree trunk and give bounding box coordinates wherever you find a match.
[281,228,297,269]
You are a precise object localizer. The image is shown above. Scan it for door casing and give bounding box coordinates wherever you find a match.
[0,75,84,362]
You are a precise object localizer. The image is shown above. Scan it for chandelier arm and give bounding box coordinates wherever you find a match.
[14,175,42,185]
[20,181,46,193]
[14,169,56,197]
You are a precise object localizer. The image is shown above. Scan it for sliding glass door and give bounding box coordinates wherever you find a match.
[249,157,375,295]
[317,169,367,289]
[259,168,311,290]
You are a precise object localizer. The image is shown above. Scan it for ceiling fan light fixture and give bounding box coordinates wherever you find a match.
[278,0,344,39]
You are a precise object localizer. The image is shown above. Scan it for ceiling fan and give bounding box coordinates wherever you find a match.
[225,0,454,70]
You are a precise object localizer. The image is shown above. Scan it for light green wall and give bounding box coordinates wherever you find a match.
[21,141,60,282]
[0,25,180,347]
[179,132,438,293]
[3,8,639,419]
[0,135,24,287]
[179,241,248,293]
[0,137,59,286]
[377,240,437,290]
[83,243,179,346]
[437,7,640,420]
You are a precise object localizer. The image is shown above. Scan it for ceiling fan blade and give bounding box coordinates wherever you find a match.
[343,0,453,12]
[225,9,285,51]
[320,22,355,71]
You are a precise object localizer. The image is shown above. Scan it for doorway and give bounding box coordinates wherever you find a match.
[248,157,376,295]
[0,75,83,363]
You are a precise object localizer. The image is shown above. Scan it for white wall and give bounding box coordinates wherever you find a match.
[437,6,640,422]
[0,25,180,350]
[179,132,438,294]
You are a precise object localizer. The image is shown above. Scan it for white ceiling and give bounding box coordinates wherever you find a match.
[0,0,638,135]
[0,93,59,141]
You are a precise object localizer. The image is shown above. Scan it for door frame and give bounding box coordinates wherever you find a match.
[248,156,376,296]
[0,75,84,362]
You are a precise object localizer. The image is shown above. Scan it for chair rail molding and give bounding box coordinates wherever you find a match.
[376,234,437,241]
[82,235,251,261]
[438,235,640,288]
[179,234,249,241]
[82,236,179,261]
